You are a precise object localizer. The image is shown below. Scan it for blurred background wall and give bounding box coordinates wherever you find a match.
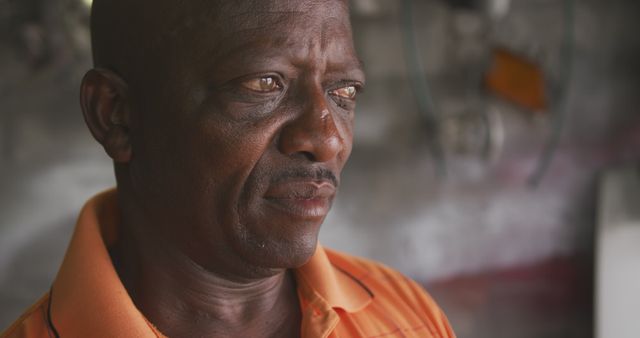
[1,0,639,337]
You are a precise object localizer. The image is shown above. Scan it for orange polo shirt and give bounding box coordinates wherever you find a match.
[1,190,454,338]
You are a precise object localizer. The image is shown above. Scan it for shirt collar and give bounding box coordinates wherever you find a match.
[50,189,162,337]
[295,245,373,313]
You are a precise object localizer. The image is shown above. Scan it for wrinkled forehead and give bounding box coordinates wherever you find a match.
[161,0,350,43]
[153,0,354,67]
[221,0,349,16]
[233,0,349,23]
[91,0,353,84]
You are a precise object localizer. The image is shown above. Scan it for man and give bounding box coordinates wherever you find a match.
[2,0,454,337]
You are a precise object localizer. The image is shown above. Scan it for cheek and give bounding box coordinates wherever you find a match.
[337,114,355,165]
[185,114,280,204]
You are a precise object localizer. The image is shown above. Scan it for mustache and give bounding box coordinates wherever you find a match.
[271,167,339,187]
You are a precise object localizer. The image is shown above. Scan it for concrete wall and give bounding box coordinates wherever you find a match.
[1,0,639,331]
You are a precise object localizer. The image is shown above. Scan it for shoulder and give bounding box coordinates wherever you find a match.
[324,248,437,308]
[1,294,55,338]
[324,248,456,337]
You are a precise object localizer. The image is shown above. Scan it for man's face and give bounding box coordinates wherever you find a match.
[126,0,364,274]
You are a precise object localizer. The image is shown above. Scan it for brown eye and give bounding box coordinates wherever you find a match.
[330,85,358,100]
[241,76,282,93]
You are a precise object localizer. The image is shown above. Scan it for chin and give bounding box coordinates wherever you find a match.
[237,227,320,270]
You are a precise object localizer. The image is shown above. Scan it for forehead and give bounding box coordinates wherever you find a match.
[217,0,348,20]
[219,9,351,59]
[220,0,348,17]
[193,1,350,46]
[160,0,360,77]
[158,0,349,42]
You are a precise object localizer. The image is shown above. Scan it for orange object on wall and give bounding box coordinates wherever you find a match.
[485,48,547,112]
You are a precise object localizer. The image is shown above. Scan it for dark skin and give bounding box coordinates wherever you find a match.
[80,0,364,337]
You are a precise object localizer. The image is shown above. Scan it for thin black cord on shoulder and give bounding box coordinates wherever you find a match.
[331,264,375,299]
[47,287,61,338]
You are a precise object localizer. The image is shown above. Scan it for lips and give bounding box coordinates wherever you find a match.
[263,180,336,219]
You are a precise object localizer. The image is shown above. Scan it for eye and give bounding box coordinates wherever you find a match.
[330,85,358,100]
[241,76,283,93]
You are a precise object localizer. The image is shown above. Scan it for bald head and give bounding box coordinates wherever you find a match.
[90,0,349,85]
[91,0,214,84]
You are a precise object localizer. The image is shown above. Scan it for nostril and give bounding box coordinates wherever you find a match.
[298,151,316,162]
[277,104,344,163]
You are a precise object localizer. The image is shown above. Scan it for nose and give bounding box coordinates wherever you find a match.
[278,87,345,163]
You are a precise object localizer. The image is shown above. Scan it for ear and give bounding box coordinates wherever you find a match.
[80,68,132,163]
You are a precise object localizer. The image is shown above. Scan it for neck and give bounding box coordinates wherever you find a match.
[110,224,301,338]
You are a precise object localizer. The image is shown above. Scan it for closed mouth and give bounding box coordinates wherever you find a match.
[264,180,335,218]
